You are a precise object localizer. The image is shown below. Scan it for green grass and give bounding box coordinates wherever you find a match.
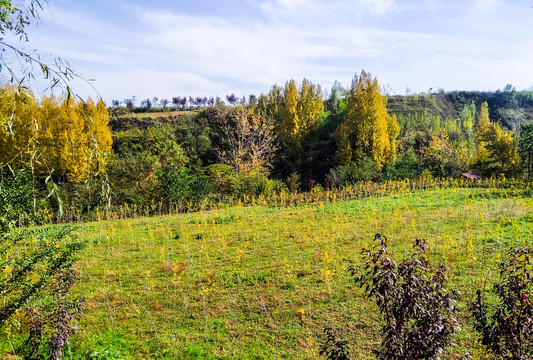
[117,110,193,119]
[5,186,533,359]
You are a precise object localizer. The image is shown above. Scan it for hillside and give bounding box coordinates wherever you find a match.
[29,185,532,359]
[388,90,533,130]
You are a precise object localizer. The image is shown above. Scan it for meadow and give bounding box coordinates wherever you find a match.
[44,184,533,359]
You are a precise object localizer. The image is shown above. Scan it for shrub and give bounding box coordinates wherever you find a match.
[320,327,350,360]
[350,234,460,359]
[327,157,377,188]
[0,167,34,230]
[158,166,211,209]
[383,151,422,180]
[470,247,533,359]
[286,172,301,193]
[206,164,237,198]
[0,225,86,358]
[233,172,270,198]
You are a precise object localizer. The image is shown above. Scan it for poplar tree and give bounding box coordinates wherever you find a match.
[275,78,324,178]
[473,101,520,176]
[337,70,399,170]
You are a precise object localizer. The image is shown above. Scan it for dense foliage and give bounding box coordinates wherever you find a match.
[0,86,112,182]
[471,247,533,359]
[351,234,460,359]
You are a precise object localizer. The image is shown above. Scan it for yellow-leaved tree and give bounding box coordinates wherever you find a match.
[473,101,520,176]
[336,70,399,170]
[0,86,112,182]
[274,78,324,178]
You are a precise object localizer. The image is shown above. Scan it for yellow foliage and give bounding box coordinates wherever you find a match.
[339,70,399,169]
[473,101,520,175]
[277,78,323,156]
[0,86,112,182]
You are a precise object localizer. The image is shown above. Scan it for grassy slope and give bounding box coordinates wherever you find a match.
[116,111,193,119]
[60,188,532,358]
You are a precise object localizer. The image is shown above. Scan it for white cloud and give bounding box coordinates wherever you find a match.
[358,0,398,16]
[16,0,533,101]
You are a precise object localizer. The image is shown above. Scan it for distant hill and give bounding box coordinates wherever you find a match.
[388,90,533,129]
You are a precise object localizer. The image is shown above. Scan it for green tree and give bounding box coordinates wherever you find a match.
[519,123,533,179]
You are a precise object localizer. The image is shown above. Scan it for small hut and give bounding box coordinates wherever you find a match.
[461,172,482,180]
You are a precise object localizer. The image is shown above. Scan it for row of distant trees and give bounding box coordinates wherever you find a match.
[113,94,249,110]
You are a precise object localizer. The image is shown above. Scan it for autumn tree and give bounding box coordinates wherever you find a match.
[473,102,520,177]
[336,70,399,170]
[215,106,276,175]
[0,86,112,182]
[271,79,324,179]
[425,128,472,176]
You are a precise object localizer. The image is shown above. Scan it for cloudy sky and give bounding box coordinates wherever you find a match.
[6,0,533,103]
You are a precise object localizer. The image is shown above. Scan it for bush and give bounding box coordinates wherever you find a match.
[350,234,460,359]
[206,164,236,198]
[0,167,36,230]
[286,172,301,193]
[233,172,270,198]
[383,151,422,180]
[1,225,86,359]
[327,157,377,188]
[158,166,211,209]
[470,247,533,359]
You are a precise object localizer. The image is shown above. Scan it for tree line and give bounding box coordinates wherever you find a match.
[2,71,532,217]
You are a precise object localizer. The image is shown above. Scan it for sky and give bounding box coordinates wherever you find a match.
[4,0,533,103]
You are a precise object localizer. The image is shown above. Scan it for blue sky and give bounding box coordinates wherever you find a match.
[8,0,533,103]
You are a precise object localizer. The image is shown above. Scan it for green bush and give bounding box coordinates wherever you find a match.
[327,157,377,188]
[233,172,270,198]
[158,166,211,209]
[0,167,35,230]
[383,151,422,180]
[206,164,236,198]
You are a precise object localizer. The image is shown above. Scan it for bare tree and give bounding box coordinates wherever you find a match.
[160,98,169,108]
[180,97,187,108]
[248,94,257,107]
[215,106,277,174]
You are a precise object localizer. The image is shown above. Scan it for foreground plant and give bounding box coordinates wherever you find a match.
[0,225,86,358]
[470,247,533,359]
[320,327,350,360]
[20,269,84,360]
[351,234,460,359]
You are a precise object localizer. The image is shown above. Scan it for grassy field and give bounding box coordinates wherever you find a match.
[117,110,194,119]
[5,186,532,359]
